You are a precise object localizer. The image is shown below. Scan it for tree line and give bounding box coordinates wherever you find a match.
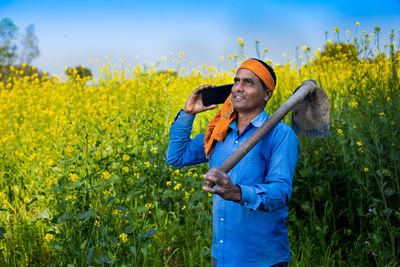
[0,18,39,66]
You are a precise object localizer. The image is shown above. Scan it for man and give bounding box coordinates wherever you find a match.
[166,58,299,267]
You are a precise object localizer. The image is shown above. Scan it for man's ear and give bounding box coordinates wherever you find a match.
[264,88,273,102]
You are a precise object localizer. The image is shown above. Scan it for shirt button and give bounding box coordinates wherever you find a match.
[221,217,224,221]
[234,140,238,144]
[220,240,223,244]
[244,202,247,205]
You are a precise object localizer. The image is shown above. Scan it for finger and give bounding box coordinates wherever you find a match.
[203,180,215,187]
[203,173,219,185]
[202,186,218,194]
[203,104,218,111]
[194,84,212,93]
[213,168,230,179]
[207,168,228,181]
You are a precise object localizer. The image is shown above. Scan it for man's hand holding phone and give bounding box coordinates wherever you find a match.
[183,84,233,115]
[183,84,218,115]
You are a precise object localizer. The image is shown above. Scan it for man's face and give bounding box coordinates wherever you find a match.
[232,68,271,114]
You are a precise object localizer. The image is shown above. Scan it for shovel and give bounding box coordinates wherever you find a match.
[204,79,330,186]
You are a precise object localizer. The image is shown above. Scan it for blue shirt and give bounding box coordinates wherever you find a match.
[166,110,299,267]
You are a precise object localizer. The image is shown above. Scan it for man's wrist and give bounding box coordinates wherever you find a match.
[183,108,196,115]
[233,185,242,202]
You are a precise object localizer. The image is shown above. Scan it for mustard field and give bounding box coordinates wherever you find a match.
[0,32,399,266]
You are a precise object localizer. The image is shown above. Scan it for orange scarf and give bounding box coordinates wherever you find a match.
[203,59,276,158]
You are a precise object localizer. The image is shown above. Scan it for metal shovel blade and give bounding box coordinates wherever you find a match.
[291,82,330,138]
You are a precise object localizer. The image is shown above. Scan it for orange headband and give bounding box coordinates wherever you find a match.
[237,59,275,91]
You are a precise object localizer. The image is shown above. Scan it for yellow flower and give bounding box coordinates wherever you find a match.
[179,51,184,57]
[185,191,190,199]
[348,100,358,108]
[122,154,130,161]
[145,203,153,209]
[237,38,243,43]
[337,129,343,136]
[144,161,151,168]
[379,112,385,118]
[364,168,369,173]
[356,22,360,27]
[173,183,182,191]
[122,167,130,173]
[102,171,111,180]
[181,205,186,211]
[45,233,54,242]
[356,141,363,147]
[95,151,101,158]
[68,173,78,182]
[166,181,172,186]
[119,233,128,243]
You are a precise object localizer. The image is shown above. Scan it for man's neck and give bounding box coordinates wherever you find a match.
[236,109,264,135]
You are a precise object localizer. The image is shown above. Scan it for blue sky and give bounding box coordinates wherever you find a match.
[1,0,399,75]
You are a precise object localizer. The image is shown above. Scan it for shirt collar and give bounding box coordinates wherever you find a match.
[229,110,269,130]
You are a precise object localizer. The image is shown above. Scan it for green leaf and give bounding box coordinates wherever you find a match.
[87,246,95,265]
[194,230,202,236]
[0,226,5,239]
[124,224,135,234]
[94,255,105,264]
[129,246,136,256]
[141,228,157,238]
[77,209,94,221]
[80,239,88,250]
[108,174,121,184]
[162,189,174,199]
[70,180,84,188]
[383,208,393,217]
[106,195,118,205]
[59,159,73,166]
[38,209,50,219]
[116,204,128,213]
[384,187,395,197]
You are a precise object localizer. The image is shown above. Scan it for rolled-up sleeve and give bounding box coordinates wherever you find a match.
[238,128,299,212]
[166,110,208,168]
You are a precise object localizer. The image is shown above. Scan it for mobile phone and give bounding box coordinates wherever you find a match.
[201,84,233,106]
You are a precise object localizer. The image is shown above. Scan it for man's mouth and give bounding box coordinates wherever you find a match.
[233,94,245,100]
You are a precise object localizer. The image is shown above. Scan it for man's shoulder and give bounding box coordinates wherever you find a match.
[270,121,299,144]
[274,121,295,134]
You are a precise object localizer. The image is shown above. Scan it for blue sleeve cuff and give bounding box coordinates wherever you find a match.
[173,109,196,127]
[238,184,257,209]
